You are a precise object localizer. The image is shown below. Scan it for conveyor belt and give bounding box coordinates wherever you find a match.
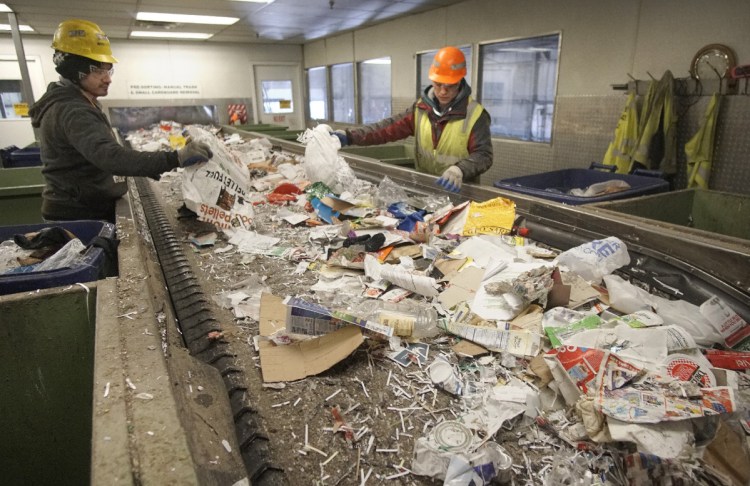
[133,177,285,485]
[228,127,750,320]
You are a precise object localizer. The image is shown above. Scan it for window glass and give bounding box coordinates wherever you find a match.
[261,79,293,114]
[331,63,354,123]
[0,79,23,118]
[358,57,391,124]
[417,46,472,97]
[307,66,328,120]
[479,34,560,142]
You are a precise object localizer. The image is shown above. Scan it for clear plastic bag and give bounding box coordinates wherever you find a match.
[298,124,357,194]
[556,237,630,282]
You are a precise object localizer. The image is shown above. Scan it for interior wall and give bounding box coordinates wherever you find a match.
[0,35,302,142]
[303,0,750,193]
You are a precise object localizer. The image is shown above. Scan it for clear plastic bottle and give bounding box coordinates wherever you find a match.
[356,300,439,338]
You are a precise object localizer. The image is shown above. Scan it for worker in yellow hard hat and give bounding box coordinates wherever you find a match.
[333,46,492,193]
[29,19,213,223]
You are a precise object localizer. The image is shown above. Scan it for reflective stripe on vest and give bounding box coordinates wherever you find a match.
[413,98,484,175]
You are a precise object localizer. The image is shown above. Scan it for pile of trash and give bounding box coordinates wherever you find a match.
[127,122,750,485]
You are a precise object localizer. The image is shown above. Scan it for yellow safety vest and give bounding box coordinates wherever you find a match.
[413,98,484,175]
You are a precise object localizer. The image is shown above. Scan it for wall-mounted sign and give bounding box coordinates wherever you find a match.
[128,82,202,99]
[13,102,29,116]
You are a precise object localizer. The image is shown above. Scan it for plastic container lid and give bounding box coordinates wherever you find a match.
[431,421,473,452]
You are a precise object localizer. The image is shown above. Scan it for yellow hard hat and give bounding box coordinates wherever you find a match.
[429,46,466,84]
[52,19,118,63]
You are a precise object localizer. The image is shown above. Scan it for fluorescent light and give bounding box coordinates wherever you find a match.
[0,4,12,13]
[130,31,213,40]
[0,24,34,32]
[227,0,275,3]
[136,12,238,25]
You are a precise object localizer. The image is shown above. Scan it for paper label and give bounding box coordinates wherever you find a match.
[700,295,750,349]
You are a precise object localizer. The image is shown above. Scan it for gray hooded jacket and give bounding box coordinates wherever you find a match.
[29,80,179,221]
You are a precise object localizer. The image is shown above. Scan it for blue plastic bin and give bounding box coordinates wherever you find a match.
[3,147,42,168]
[493,167,669,205]
[0,220,116,295]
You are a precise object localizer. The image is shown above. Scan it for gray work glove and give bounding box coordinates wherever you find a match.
[177,141,213,167]
[332,129,349,147]
[436,165,463,193]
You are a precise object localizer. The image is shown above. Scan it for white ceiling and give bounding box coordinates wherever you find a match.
[3,0,467,44]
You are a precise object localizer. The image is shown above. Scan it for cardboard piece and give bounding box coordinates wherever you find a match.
[452,339,489,357]
[320,195,356,213]
[438,266,485,309]
[703,420,750,485]
[258,293,364,382]
[434,257,468,281]
[546,269,571,309]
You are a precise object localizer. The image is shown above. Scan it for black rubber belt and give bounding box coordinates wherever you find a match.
[135,177,285,485]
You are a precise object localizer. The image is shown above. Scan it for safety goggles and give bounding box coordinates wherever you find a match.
[89,65,115,77]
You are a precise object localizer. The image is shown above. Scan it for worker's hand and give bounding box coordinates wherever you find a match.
[436,166,463,192]
[177,141,213,167]
[331,130,349,147]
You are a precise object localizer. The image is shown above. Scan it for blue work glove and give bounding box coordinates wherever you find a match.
[177,141,213,167]
[332,130,349,147]
[436,166,463,193]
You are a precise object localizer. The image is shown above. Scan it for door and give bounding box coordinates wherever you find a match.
[253,64,304,130]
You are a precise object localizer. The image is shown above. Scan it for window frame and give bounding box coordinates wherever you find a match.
[305,65,329,122]
[356,56,392,124]
[477,31,562,144]
[330,62,356,124]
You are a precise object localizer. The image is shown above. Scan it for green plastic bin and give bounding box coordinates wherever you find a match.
[341,144,415,168]
[0,285,97,485]
[0,166,45,224]
[256,129,303,141]
[593,188,750,240]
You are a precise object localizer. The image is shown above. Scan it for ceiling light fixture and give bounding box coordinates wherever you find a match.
[227,0,275,3]
[0,24,34,32]
[136,12,238,25]
[0,4,12,12]
[130,31,213,40]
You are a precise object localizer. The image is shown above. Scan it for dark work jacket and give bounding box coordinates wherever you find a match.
[29,80,179,222]
[346,80,493,180]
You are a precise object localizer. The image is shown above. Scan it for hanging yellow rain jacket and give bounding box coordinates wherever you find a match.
[686,93,721,189]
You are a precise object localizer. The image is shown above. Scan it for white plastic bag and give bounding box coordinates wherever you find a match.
[181,126,254,230]
[556,236,630,282]
[298,124,357,193]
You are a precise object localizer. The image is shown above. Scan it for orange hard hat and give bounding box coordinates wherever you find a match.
[429,46,466,84]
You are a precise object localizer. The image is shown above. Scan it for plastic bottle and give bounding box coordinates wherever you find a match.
[356,300,439,338]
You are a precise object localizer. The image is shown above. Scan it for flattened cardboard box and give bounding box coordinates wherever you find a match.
[259,293,364,382]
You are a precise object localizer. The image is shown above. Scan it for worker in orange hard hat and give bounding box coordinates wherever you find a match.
[332,46,492,193]
[29,19,213,223]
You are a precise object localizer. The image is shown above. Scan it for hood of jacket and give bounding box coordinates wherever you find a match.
[29,80,86,128]
[420,79,472,116]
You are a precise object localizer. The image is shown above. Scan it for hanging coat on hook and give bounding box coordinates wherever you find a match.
[632,70,678,174]
[686,93,721,189]
[602,92,638,173]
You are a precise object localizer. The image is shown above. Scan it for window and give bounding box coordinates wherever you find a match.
[307,66,328,120]
[479,33,560,142]
[260,79,293,114]
[331,63,355,123]
[416,46,472,97]
[358,57,391,124]
[0,79,23,118]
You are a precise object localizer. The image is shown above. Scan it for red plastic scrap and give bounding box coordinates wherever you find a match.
[331,406,354,443]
